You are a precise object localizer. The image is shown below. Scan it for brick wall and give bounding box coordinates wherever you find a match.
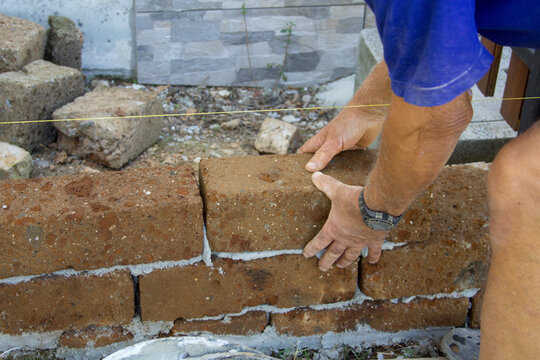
[135,0,370,86]
[0,150,490,358]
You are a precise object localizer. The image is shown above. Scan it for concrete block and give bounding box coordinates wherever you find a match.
[0,270,133,334]
[45,16,84,70]
[139,255,357,321]
[0,165,203,277]
[361,165,491,299]
[0,60,84,151]
[0,142,32,180]
[171,311,268,336]
[254,118,302,155]
[53,87,163,169]
[0,14,45,73]
[354,28,383,90]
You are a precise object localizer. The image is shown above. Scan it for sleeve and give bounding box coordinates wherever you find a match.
[366,0,494,107]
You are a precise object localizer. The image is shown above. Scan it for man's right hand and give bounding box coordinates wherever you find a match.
[298,107,385,172]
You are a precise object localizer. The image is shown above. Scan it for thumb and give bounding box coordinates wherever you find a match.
[312,172,342,200]
[305,140,341,172]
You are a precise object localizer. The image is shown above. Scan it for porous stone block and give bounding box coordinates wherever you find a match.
[53,87,163,169]
[361,165,491,299]
[139,255,357,321]
[0,142,32,180]
[254,118,302,155]
[0,60,84,150]
[58,326,134,349]
[0,14,45,73]
[170,312,268,336]
[272,297,469,335]
[200,150,430,252]
[470,289,484,329]
[0,270,133,335]
[0,165,203,278]
[45,16,84,70]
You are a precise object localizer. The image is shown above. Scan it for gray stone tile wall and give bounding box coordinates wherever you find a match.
[135,0,369,86]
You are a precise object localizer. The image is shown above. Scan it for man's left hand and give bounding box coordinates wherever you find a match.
[303,171,388,271]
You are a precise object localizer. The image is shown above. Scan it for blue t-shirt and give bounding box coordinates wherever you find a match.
[365,0,540,106]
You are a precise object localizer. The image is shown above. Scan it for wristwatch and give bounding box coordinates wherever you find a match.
[359,189,404,231]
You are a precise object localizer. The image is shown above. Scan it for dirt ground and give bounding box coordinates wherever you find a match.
[30,79,339,179]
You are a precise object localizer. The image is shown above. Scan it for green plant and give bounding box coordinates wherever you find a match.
[267,21,296,84]
[241,3,257,86]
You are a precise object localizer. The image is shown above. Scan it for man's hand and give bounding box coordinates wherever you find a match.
[298,108,384,172]
[303,171,388,271]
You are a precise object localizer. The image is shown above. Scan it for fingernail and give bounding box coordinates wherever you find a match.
[306,162,317,171]
[336,264,344,268]
[368,259,378,264]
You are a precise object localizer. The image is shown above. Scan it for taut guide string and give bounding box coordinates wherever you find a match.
[0,96,539,126]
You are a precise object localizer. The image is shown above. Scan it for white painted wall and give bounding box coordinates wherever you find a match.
[0,0,136,78]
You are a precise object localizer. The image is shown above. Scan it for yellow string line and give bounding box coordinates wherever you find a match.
[1,96,539,126]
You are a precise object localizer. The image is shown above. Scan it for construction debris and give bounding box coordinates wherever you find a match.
[45,15,84,70]
[254,118,302,155]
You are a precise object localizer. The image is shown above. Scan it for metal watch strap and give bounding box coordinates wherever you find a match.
[359,188,404,231]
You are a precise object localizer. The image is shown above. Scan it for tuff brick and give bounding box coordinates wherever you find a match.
[272,297,469,335]
[0,14,45,73]
[361,165,491,299]
[0,270,133,335]
[199,150,430,252]
[470,289,484,329]
[170,311,268,336]
[58,325,133,349]
[0,165,203,278]
[139,255,357,321]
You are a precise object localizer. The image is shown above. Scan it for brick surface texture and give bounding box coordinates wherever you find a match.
[0,270,133,335]
[58,325,133,349]
[171,311,268,336]
[139,255,357,321]
[0,165,203,278]
[470,289,484,329]
[0,14,45,73]
[200,150,430,252]
[361,165,491,299]
[272,297,469,335]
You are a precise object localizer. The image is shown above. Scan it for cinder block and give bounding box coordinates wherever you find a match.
[0,14,45,73]
[170,311,268,336]
[0,270,133,335]
[272,297,469,335]
[139,255,357,321]
[58,325,134,349]
[0,165,203,278]
[0,60,84,151]
[53,87,164,169]
[361,165,490,299]
[200,150,430,252]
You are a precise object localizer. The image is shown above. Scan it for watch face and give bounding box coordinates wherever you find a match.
[366,219,394,231]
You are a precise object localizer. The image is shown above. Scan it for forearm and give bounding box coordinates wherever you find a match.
[364,91,473,215]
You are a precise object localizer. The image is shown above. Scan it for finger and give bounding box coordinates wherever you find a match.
[336,248,362,268]
[365,243,383,264]
[298,130,325,154]
[318,242,347,272]
[303,226,333,258]
[305,140,341,172]
[311,171,341,200]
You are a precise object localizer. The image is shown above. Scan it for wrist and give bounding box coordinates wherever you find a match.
[359,188,404,231]
[363,184,407,217]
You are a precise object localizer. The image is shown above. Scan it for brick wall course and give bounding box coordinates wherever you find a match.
[361,165,490,299]
[0,270,133,335]
[470,288,484,329]
[0,165,203,278]
[58,325,134,349]
[139,255,357,321]
[170,311,268,336]
[272,297,469,336]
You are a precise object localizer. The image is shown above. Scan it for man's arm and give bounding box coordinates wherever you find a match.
[303,90,473,271]
[298,61,392,171]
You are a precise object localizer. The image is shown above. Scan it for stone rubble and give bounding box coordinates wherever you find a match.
[254,118,302,155]
[0,142,32,180]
